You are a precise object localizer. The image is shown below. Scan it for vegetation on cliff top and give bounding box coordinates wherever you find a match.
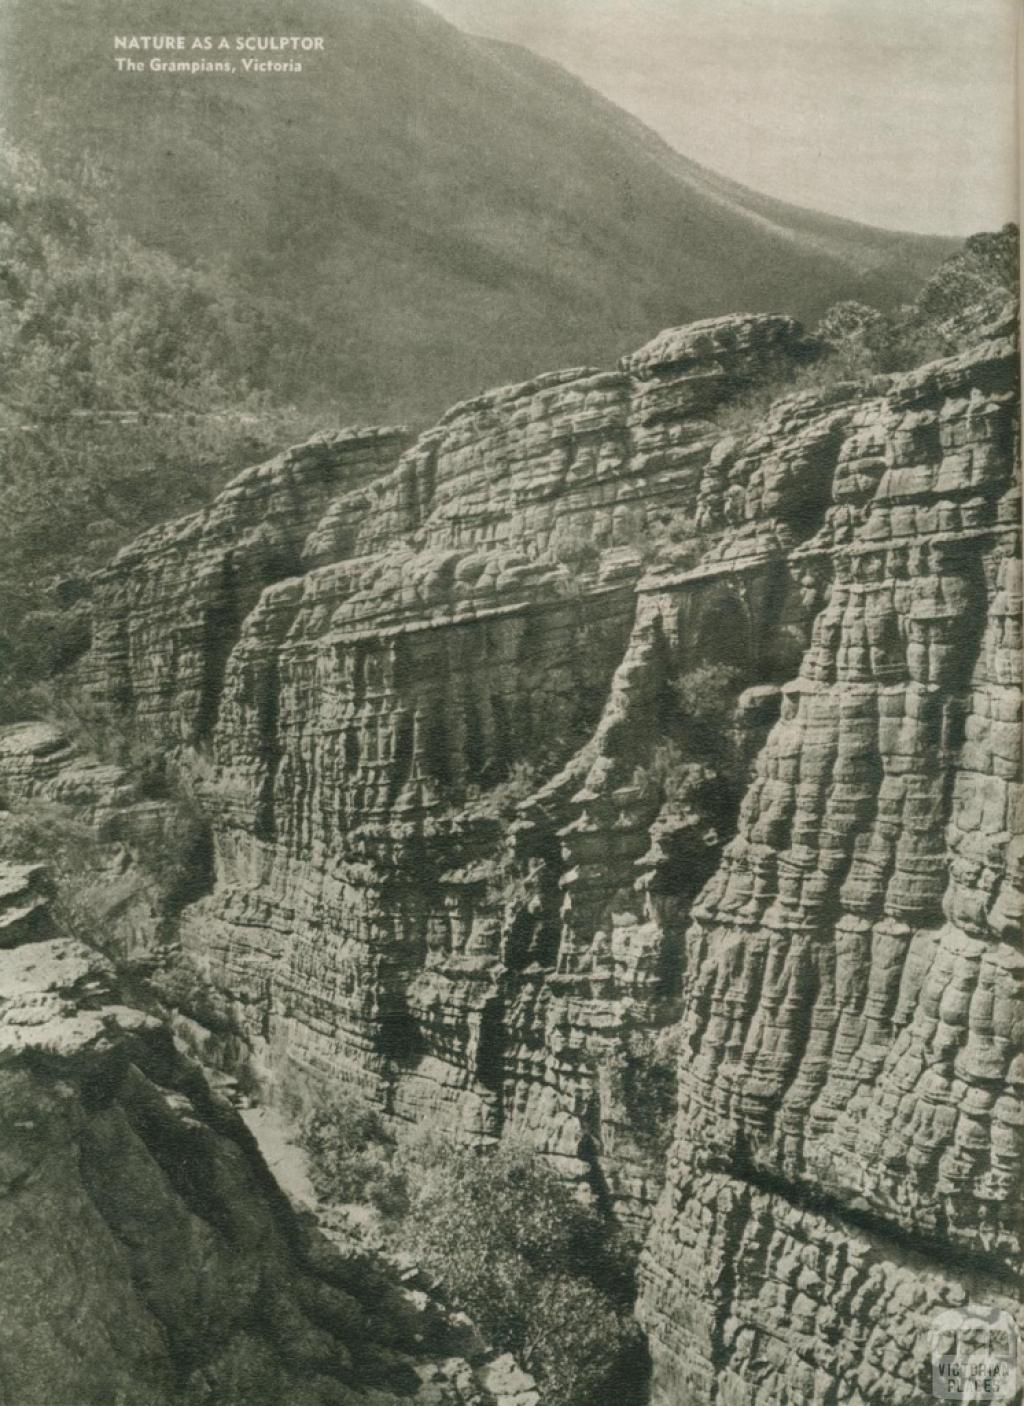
[709,223,1019,438]
[0,123,1014,733]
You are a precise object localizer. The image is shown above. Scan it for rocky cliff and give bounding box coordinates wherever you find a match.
[43,302,1022,1400]
[0,857,543,1406]
[634,328,1024,1400]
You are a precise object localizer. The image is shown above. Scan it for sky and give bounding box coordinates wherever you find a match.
[426,0,1019,236]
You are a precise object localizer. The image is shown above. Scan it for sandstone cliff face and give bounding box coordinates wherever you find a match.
[636,325,1023,1401]
[72,306,1021,1399]
[635,328,1023,1401]
[79,313,818,1227]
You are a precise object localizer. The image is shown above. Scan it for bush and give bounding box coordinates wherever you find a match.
[633,740,702,805]
[300,1092,408,1217]
[19,686,173,797]
[477,759,542,814]
[812,230,1019,382]
[299,1108,644,1405]
[915,223,1018,327]
[673,662,740,725]
[614,1027,680,1160]
[129,788,212,909]
[813,298,951,376]
[630,665,742,821]
[710,355,859,435]
[397,1135,641,1406]
[549,522,600,570]
[0,744,211,951]
[0,800,107,938]
[713,229,1018,446]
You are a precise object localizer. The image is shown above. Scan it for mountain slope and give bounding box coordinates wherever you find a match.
[0,0,953,420]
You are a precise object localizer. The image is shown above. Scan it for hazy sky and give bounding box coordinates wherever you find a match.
[426,0,1019,236]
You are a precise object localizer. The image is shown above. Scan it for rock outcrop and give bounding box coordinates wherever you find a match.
[0,857,541,1406]
[0,720,186,961]
[76,313,819,1226]
[59,305,1021,1399]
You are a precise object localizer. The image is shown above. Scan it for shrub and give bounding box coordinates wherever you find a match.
[0,747,211,954]
[300,1092,408,1217]
[20,685,172,798]
[614,1027,680,1160]
[711,225,1019,446]
[479,759,542,815]
[630,665,742,825]
[710,355,861,435]
[299,1111,644,1405]
[633,734,725,807]
[915,223,1019,327]
[0,675,61,727]
[129,790,212,908]
[396,1135,642,1406]
[672,662,740,725]
[513,1272,638,1405]
[633,740,694,804]
[0,800,107,938]
[813,298,952,376]
[549,521,600,570]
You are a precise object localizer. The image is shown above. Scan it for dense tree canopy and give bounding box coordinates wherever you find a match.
[0,144,308,707]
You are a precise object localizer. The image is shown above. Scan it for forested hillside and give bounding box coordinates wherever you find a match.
[1,0,952,419]
[0,147,310,707]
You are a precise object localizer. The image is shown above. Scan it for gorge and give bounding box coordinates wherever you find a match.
[0,283,1020,1403]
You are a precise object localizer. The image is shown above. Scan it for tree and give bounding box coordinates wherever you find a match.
[915,223,1019,326]
[300,1092,407,1216]
[812,224,1020,383]
[302,1111,645,1404]
[0,142,308,712]
[397,1135,642,1406]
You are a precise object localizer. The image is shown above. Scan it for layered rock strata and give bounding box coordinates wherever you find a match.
[0,721,182,960]
[636,326,1023,1400]
[73,307,1021,1397]
[80,313,822,1230]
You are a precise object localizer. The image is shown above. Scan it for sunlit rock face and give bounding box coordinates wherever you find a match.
[636,324,1023,1401]
[78,312,821,1234]
[77,304,1020,1396]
